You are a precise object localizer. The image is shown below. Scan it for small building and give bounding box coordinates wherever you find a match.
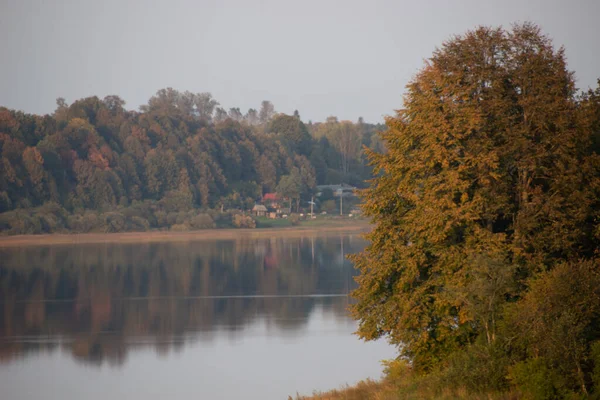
[263,193,281,208]
[252,204,268,216]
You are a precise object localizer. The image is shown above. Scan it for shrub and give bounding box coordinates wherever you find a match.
[102,212,125,233]
[321,199,337,214]
[232,214,256,228]
[129,216,150,231]
[81,212,100,232]
[170,223,189,232]
[154,210,167,228]
[190,213,215,229]
[213,211,234,228]
[508,358,559,400]
[440,344,510,393]
[166,212,178,226]
[176,211,187,225]
[506,259,600,396]
[289,213,300,226]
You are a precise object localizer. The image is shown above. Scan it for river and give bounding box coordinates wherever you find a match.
[0,233,391,399]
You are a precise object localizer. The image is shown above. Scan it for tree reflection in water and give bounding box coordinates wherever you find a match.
[0,234,364,366]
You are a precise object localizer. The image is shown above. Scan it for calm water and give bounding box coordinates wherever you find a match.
[0,234,391,400]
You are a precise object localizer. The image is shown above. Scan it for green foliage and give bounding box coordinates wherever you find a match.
[189,213,215,229]
[592,342,600,390]
[268,114,312,155]
[0,90,373,235]
[254,216,292,228]
[276,169,302,211]
[319,188,334,201]
[505,260,600,395]
[321,200,337,214]
[507,358,562,400]
[440,344,510,393]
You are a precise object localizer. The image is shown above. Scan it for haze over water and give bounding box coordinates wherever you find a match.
[0,234,391,399]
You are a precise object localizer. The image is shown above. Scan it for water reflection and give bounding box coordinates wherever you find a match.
[0,234,363,366]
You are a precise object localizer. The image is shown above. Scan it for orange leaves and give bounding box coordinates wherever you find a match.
[351,23,600,375]
[131,125,150,145]
[88,147,110,170]
[22,147,45,186]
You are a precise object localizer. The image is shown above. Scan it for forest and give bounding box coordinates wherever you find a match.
[0,91,383,234]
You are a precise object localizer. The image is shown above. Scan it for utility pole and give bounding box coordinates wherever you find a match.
[339,189,343,216]
[310,196,314,218]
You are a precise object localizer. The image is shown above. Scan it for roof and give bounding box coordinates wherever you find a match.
[253,204,268,212]
[263,193,280,201]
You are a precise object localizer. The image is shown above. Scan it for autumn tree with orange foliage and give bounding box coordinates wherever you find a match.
[352,23,600,396]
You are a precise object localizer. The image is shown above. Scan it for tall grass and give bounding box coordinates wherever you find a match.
[294,360,520,400]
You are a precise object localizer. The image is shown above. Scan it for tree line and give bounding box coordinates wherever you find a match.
[0,90,383,234]
[352,23,600,398]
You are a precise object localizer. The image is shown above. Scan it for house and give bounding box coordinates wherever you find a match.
[262,193,292,216]
[252,204,268,216]
[263,193,281,208]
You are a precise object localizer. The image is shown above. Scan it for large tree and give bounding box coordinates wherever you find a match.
[351,23,600,377]
[268,114,312,156]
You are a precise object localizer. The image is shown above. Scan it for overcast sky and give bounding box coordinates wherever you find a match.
[1,0,599,123]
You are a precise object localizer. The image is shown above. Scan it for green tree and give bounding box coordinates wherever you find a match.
[268,114,312,156]
[258,100,275,124]
[0,85,375,235]
[507,260,600,396]
[276,168,302,212]
[256,154,277,192]
[319,119,362,175]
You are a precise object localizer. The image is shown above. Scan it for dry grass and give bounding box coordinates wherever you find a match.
[296,380,518,400]
[293,379,398,400]
[294,360,520,400]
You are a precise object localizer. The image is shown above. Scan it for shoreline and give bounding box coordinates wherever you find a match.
[0,221,371,247]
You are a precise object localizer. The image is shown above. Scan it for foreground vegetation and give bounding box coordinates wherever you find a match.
[297,361,517,400]
[337,23,600,399]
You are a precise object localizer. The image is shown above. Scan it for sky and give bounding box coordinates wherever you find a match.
[1,0,599,123]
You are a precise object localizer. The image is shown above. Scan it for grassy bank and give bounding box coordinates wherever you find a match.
[295,361,518,400]
[297,382,514,400]
[0,217,370,247]
[255,215,365,228]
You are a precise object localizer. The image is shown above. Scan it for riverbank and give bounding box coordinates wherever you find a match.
[295,359,517,400]
[0,218,370,247]
[296,379,514,400]
[295,379,396,400]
